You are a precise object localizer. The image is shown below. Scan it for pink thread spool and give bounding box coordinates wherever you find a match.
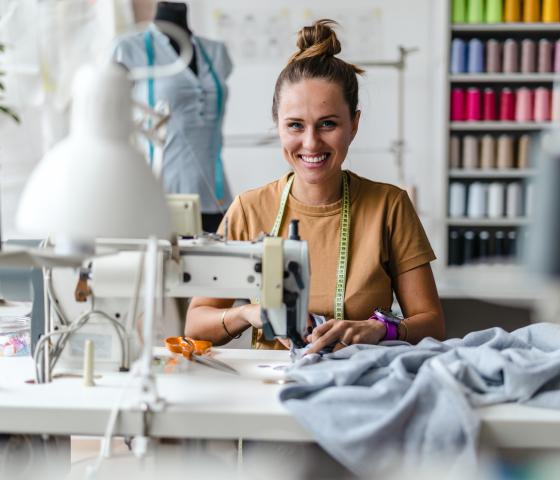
[538,39,553,73]
[554,39,560,73]
[466,88,482,121]
[503,39,519,73]
[515,87,533,122]
[483,88,497,121]
[533,87,551,122]
[499,88,516,121]
[451,88,466,121]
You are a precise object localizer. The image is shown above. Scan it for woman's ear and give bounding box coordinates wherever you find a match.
[351,110,361,141]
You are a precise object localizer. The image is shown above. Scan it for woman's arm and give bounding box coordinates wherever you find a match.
[393,263,445,342]
[306,263,444,353]
[185,297,262,345]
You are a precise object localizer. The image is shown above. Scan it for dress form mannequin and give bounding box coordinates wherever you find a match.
[154,1,197,75]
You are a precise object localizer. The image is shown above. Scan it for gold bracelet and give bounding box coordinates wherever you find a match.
[221,308,241,339]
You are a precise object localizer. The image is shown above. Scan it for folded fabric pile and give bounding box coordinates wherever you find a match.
[281,323,560,477]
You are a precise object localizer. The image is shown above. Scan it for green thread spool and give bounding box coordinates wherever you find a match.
[452,0,467,23]
[486,0,503,23]
[467,0,485,23]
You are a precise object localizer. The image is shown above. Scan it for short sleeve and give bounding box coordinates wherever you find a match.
[217,195,249,240]
[387,191,436,276]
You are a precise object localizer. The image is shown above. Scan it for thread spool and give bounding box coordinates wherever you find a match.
[486,39,502,73]
[495,230,506,256]
[451,38,467,73]
[463,230,477,263]
[83,339,95,387]
[551,87,560,121]
[525,181,535,217]
[542,0,560,22]
[449,182,467,217]
[507,230,518,257]
[480,134,496,169]
[502,39,519,73]
[504,0,521,22]
[466,87,481,121]
[488,182,506,218]
[520,39,536,73]
[467,38,485,73]
[517,134,530,168]
[515,87,533,122]
[554,40,560,73]
[506,182,523,217]
[452,0,468,23]
[486,0,503,22]
[497,134,515,168]
[451,88,466,121]
[537,39,552,73]
[478,231,491,259]
[463,135,480,169]
[523,0,541,22]
[450,135,461,169]
[533,87,551,122]
[499,88,516,121]
[467,182,487,218]
[467,0,485,23]
[448,230,464,266]
[483,88,497,120]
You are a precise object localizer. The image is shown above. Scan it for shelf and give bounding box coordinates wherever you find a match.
[450,74,560,83]
[450,121,555,131]
[446,217,531,227]
[448,169,537,178]
[452,23,560,33]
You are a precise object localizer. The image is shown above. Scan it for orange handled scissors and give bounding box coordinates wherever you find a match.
[164,337,239,375]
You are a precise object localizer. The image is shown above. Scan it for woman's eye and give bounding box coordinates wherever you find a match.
[287,122,303,130]
[320,120,336,128]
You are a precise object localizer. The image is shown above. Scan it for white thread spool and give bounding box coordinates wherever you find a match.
[467,182,487,218]
[449,182,467,217]
[506,182,523,218]
[488,182,505,218]
[83,339,95,387]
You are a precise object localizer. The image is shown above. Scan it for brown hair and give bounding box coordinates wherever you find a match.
[272,19,365,122]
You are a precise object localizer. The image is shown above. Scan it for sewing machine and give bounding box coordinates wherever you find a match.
[41,233,309,377]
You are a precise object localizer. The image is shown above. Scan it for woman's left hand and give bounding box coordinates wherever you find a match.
[305,319,386,354]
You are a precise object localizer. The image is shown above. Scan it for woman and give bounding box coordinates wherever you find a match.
[186,19,444,352]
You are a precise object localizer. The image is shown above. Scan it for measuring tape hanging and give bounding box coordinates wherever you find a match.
[271,171,351,320]
[198,39,225,204]
[143,31,156,166]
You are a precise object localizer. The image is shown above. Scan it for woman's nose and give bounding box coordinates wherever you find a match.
[302,128,320,150]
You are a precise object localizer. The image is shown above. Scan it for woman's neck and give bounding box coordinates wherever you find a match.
[291,171,344,206]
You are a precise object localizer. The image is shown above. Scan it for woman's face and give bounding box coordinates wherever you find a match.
[277,78,360,187]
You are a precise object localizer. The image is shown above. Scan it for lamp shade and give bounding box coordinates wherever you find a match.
[16,63,172,245]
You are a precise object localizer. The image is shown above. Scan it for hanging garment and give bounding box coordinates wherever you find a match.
[112,25,233,213]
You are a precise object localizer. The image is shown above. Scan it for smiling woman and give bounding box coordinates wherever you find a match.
[185,19,445,351]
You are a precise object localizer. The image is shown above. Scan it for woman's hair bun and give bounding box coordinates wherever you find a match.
[289,19,341,63]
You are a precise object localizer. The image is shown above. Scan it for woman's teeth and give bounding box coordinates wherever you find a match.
[300,153,327,163]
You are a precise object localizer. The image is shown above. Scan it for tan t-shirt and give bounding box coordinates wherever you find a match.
[220,171,435,349]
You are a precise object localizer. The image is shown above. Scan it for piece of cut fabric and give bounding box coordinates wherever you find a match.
[220,171,435,349]
[112,25,233,213]
[280,323,560,477]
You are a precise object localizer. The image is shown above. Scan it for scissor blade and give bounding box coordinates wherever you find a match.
[193,354,239,375]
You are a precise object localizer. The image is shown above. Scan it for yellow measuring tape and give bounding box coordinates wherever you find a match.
[271,171,351,320]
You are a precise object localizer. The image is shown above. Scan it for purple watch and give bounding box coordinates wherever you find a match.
[369,308,402,341]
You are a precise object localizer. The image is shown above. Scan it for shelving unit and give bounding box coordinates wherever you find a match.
[443,4,559,271]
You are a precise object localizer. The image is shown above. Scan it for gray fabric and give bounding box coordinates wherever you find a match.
[280,323,560,477]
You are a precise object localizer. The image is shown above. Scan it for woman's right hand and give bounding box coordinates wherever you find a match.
[240,304,262,329]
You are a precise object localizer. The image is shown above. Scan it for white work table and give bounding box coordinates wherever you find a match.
[0,348,559,450]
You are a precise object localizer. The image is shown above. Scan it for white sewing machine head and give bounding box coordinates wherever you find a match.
[47,234,309,372]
